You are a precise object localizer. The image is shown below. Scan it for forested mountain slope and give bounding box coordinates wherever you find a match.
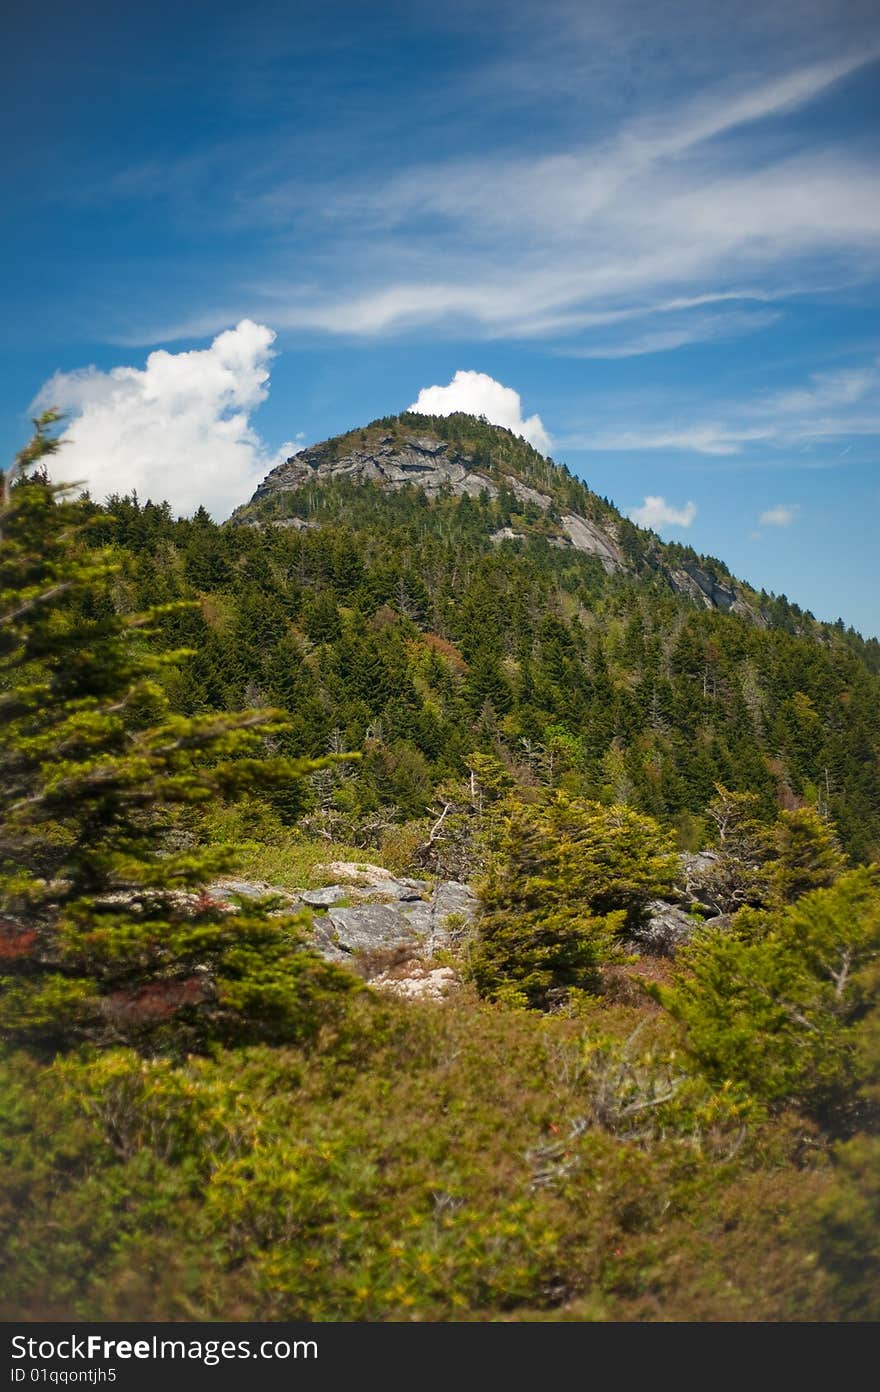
[3,411,879,1325]
[86,412,880,858]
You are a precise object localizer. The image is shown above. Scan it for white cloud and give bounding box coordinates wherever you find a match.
[759,503,799,527]
[573,424,771,455]
[35,321,294,519]
[408,370,552,452]
[629,495,697,529]
[559,308,780,358]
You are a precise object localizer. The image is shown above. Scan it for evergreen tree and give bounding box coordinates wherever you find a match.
[661,868,880,1117]
[765,806,847,906]
[470,792,677,1008]
[685,784,770,914]
[0,416,356,1056]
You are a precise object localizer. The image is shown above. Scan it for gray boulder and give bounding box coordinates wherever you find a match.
[318,904,421,960]
[633,899,701,955]
[311,878,478,967]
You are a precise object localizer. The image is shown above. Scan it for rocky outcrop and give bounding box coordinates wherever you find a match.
[242,432,628,574]
[248,435,499,505]
[669,563,765,625]
[558,514,624,572]
[631,900,701,955]
[240,425,764,619]
[208,867,478,977]
[312,878,476,964]
[370,964,459,1001]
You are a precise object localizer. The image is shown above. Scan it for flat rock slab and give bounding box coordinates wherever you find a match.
[371,965,460,1001]
[312,880,478,966]
[318,904,422,959]
[318,861,396,884]
[298,878,431,908]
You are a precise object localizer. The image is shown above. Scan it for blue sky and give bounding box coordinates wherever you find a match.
[2,0,879,635]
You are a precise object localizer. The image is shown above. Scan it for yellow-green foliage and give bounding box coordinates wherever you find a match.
[201,801,382,888]
[470,793,678,1007]
[661,868,880,1117]
[0,994,844,1323]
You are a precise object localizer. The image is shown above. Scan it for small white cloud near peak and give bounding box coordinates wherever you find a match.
[35,320,295,520]
[758,503,800,527]
[408,370,552,453]
[629,495,697,530]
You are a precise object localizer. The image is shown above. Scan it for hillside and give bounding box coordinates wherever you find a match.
[235,411,765,621]
[2,411,879,1325]
[92,411,880,859]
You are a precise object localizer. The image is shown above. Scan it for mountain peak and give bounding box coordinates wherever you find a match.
[234,410,767,620]
[251,428,494,506]
[237,412,630,575]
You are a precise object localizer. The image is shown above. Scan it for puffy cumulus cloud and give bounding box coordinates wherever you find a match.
[35,321,296,519]
[758,503,799,527]
[408,370,552,453]
[629,495,697,529]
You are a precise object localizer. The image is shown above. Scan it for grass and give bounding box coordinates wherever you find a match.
[201,801,392,890]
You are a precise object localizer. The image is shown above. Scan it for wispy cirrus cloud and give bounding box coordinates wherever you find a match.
[116,40,880,349]
[558,307,780,359]
[562,357,880,460]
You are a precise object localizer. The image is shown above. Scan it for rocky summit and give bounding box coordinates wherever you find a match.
[244,426,627,573]
[233,411,770,617]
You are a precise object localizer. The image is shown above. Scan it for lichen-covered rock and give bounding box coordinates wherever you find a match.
[370,964,460,1001]
[317,861,396,884]
[312,877,478,964]
[633,900,701,954]
[317,904,421,960]
[246,436,499,504]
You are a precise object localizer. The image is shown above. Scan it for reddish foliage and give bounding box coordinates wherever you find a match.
[106,975,210,1022]
[422,632,468,673]
[0,920,37,960]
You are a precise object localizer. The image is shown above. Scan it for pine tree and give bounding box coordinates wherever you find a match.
[0,415,356,1056]
[661,868,880,1116]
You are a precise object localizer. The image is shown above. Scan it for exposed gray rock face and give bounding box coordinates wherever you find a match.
[558,514,624,572]
[670,563,765,626]
[432,880,477,924]
[317,904,422,959]
[314,877,477,964]
[506,478,552,511]
[243,434,628,573]
[299,886,354,908]
[633,900,701,954]
[299,877,431,907]
[678,850,724,911]
[241,428,762,620]
[249,436,499,505]
[269,516,313,531]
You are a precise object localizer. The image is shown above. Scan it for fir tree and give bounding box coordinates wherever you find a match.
[470,792,677,1008]
[765,806,848,906]
[0,415,356,1056]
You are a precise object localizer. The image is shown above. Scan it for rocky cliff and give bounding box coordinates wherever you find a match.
[245,429,627,572]
[234,411,766,619]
